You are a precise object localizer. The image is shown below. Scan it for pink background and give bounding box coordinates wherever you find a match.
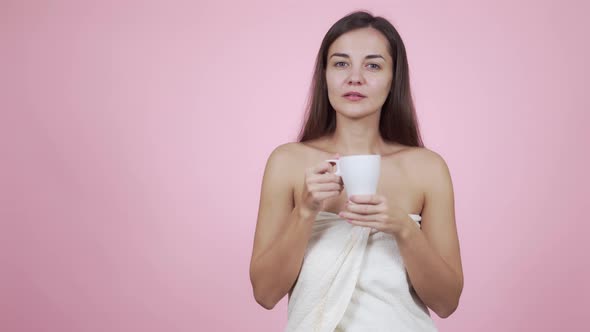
[3,0,589,331]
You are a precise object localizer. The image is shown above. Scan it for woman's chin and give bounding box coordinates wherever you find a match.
[335,107,379,119]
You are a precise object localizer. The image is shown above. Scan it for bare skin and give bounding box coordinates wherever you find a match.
[249,27,463,318]
[293,138,423,218]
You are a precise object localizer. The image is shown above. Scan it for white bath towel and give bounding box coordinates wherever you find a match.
[285,211,437,332]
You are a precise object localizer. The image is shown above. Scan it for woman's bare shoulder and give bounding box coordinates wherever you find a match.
[399,146,446,163]
[399,147,451,184]
[267,142,312,160]
[269,140,331,162]
[265,142,317,172]
[263,142,325,191]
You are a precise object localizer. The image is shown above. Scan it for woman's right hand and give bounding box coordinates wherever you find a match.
[299,155,343,216]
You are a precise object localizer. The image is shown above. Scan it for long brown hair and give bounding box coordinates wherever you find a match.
[297,11,424,147]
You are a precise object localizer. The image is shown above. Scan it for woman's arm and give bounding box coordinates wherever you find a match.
[396,150,464,318]
[249,144,316,310]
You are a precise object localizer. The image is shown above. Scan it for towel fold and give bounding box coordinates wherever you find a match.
[285,211,437,332]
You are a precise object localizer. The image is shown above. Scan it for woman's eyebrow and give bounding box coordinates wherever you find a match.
[365,54,385,60]
[329,53,385,60]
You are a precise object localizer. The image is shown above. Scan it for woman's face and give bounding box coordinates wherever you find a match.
[326,27,393,119]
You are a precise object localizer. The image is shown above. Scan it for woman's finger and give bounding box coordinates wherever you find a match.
[312,191,341,201]
[308,173,342,184]
[345,203,385,215]
[309,161,334,175]
[349,194,384,205]
[338,211,379,222]
[308,183,343,192]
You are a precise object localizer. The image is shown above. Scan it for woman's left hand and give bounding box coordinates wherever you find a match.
[338,194,418,238]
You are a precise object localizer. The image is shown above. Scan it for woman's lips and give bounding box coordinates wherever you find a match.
[344,95,366,101]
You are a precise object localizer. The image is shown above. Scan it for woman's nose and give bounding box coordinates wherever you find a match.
[347,67,364,85]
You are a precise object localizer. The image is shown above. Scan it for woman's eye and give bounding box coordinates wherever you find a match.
[333,62,380,69]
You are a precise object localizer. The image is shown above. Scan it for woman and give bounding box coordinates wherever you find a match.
[249,10,463,331]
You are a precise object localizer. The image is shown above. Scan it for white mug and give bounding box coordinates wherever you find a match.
[326,154,381,199]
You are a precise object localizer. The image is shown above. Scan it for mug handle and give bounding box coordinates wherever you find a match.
[325,159,341,176]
